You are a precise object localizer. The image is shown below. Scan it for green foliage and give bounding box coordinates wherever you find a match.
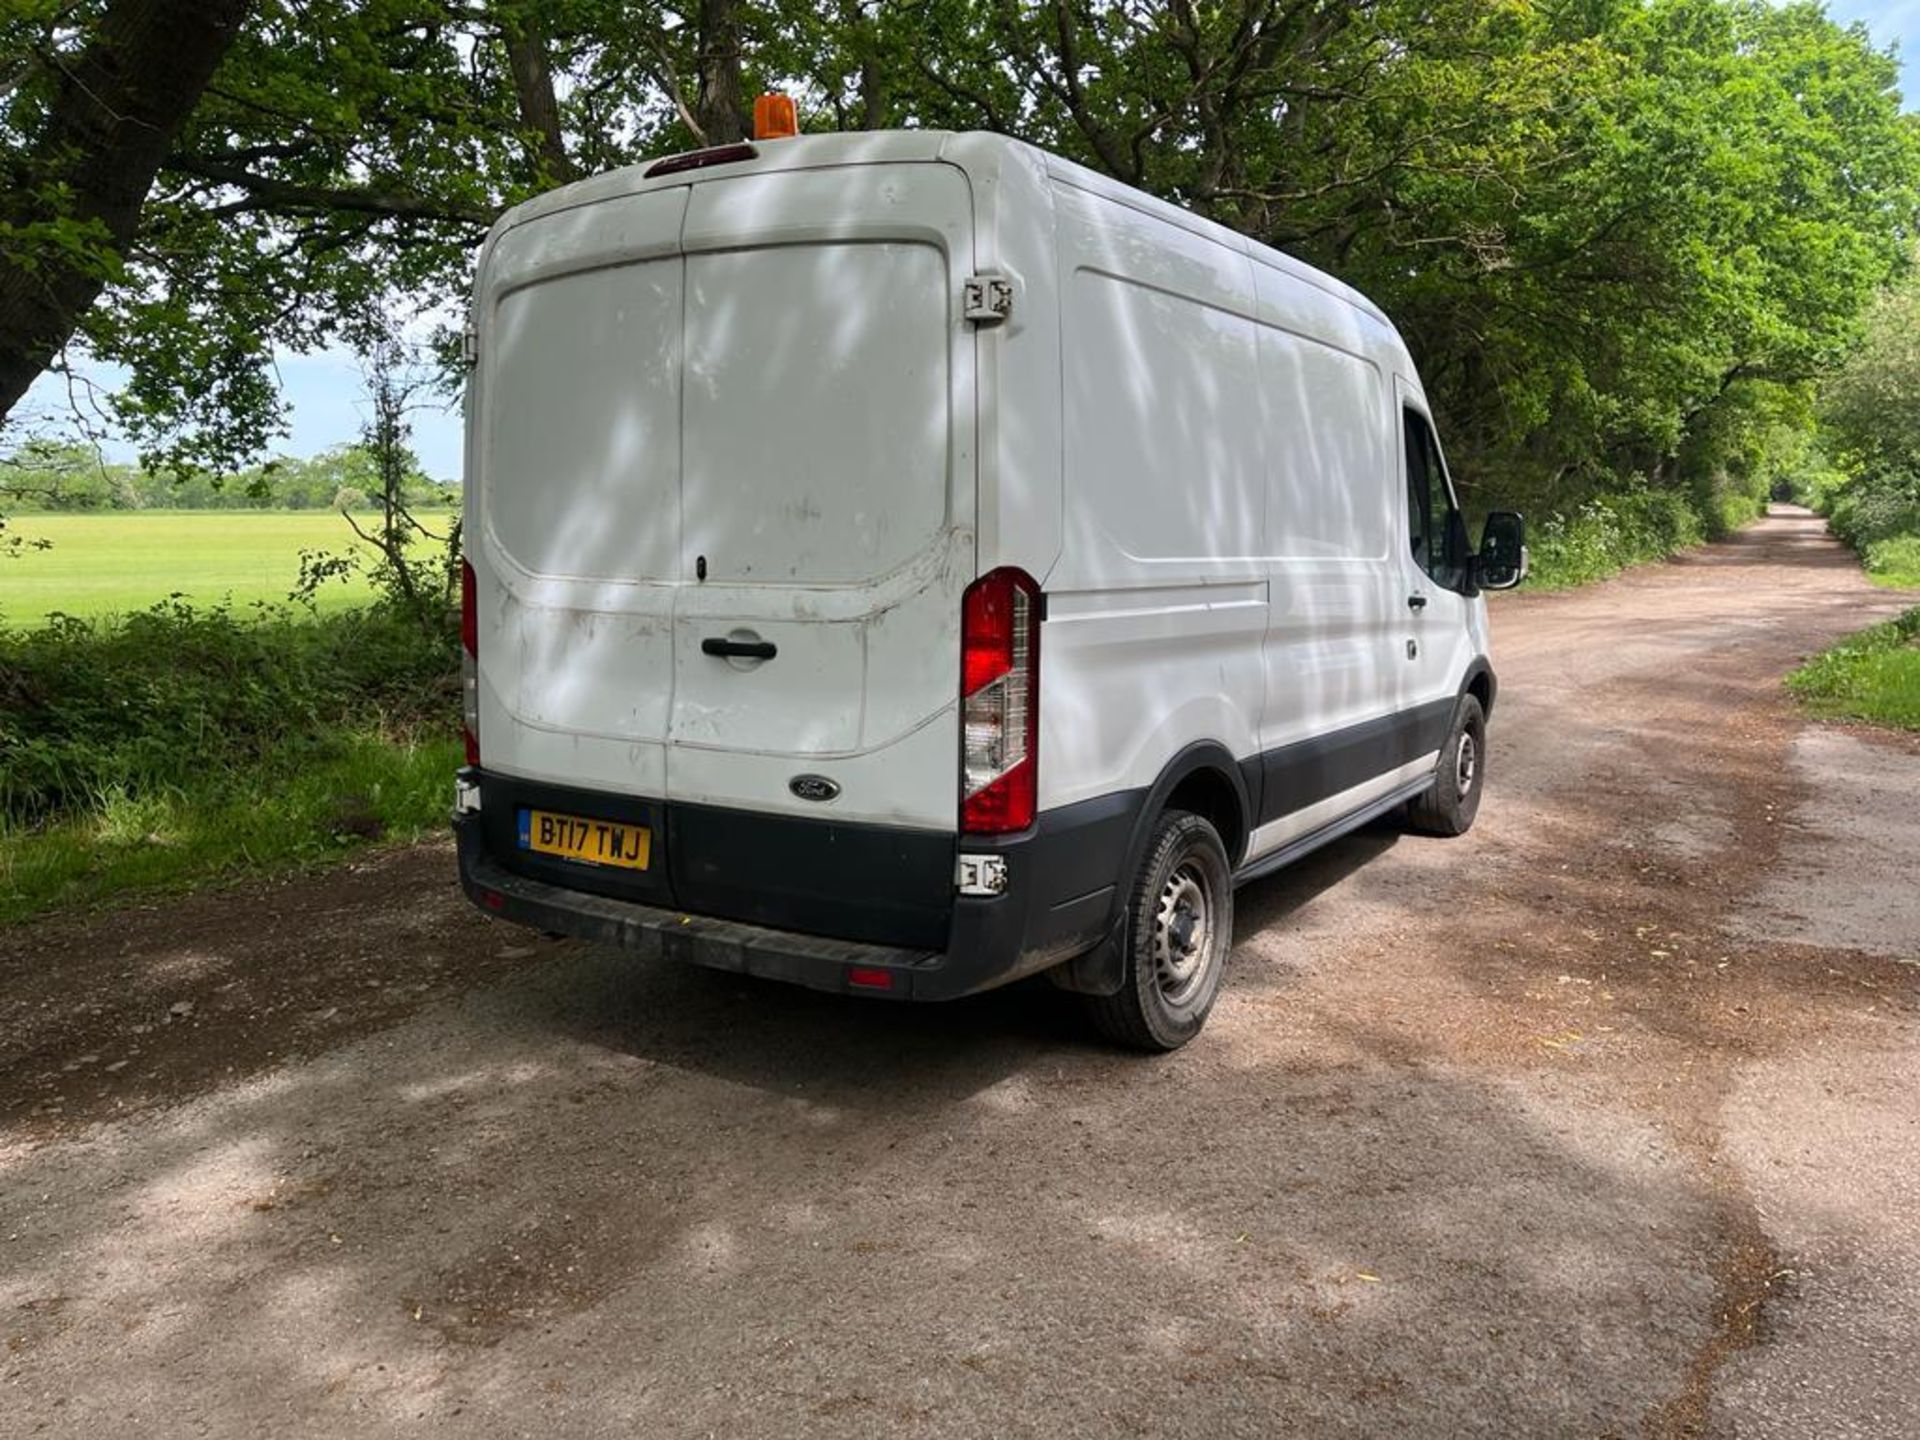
[1787,607,1920,730]
[0,733,460,924]
[1822,472,1920,550]
[0,440,455,512]
[1863,534,1920,590]
[1823,262,1920,476]
[1524,485,1708,589]
[1815,257,1920,583]
[0,597,462,920]
[0,599,455,825]
[4,0,1910,518]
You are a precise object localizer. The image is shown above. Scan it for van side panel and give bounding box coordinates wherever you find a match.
[1035,167,1443,864]
[1040,181,1268,817]
[1242,263,1422,857]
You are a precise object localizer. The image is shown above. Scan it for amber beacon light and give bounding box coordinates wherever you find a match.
[753,92,798,140]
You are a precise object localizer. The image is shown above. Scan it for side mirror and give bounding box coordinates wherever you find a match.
[1477,510,1527,591]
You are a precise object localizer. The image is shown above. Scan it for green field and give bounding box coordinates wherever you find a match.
[1,510,455,625]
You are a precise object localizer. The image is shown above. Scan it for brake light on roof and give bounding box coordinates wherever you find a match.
[960,568,1041,835]
[643,143,759,179]
[461,558,480,766]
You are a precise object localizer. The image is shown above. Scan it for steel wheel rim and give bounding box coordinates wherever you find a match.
[1456,730,1479,795]
[1153,861,1214,1006]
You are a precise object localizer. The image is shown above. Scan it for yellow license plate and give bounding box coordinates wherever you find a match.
[518,809,651,870]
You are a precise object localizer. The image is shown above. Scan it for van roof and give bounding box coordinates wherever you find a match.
[489,129,1389,330]
[495,130,963,233]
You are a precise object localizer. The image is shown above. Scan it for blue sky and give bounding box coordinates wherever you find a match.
[1828,0,1920,98]
[19,347,467,484]
[15,0,1916,487]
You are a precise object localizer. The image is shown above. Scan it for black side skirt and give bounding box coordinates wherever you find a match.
[1234,774,1435,887]
[1249,696,1457,827]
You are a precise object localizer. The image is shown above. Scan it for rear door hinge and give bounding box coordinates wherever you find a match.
[962,273,1014,326]
[461,320,479,366]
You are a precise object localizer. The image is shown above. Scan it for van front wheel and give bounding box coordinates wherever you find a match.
[1404,694,1486,837]
[1086,810,1232,1052]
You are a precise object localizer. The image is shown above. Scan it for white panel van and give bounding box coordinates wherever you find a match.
[453,130,1526,1050]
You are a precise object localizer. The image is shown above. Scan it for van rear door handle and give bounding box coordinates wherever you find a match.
[701,637,777,661]
[1407,594,1428,612]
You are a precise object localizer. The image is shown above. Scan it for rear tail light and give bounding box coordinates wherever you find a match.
[960,567,1040,835]
[460,558,480,766]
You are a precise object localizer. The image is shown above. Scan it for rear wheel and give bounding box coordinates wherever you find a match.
[1086,810,1232,1052]
[1404,694,1486,837]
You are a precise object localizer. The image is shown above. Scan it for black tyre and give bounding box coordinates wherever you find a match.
[1086,810,1233,1052]
[1404,694,1486,837]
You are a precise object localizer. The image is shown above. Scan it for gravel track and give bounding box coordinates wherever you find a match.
[2,507,1915,1439]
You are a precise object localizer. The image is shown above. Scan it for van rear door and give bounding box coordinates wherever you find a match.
[475,163,975,928]
[476,188,689,904]
[665,164,975,836]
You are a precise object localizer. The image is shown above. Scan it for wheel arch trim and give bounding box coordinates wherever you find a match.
[1046,740,1251,998]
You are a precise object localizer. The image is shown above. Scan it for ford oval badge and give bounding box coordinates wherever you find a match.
[789,774,840,803]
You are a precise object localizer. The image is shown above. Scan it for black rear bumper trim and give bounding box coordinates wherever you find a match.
[459,837,944,998]
[453,782,1137,1001]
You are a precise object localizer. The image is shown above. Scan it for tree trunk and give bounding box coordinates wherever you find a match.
[0,0,253,425]
[694,0,748,145]
[500,10,575,184]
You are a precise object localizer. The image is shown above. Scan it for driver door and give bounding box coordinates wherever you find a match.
[1397,391,1474,739]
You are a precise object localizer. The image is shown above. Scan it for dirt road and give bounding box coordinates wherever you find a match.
[3,508,1916,1438]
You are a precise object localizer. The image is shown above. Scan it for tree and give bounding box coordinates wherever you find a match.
[1,0,1915,536]
[1817,261,1920,549]
[1823,265,1920,476]
[293,344,457,625]
[0,0,253,422]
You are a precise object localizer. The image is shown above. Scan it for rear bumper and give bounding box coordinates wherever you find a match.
[452,774,1138,1001]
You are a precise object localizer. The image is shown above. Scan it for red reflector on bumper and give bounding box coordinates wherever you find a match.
[480,889,505,911]
[847,966,895,991]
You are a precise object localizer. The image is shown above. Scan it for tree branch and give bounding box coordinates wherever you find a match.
[0,0,255,425]
[165,154,496,228]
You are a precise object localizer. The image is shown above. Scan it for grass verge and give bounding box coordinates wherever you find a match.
[0,734,460,925]
[1,599,460,925]
[1863,534,1920,590]
[1786,607,1920,732]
